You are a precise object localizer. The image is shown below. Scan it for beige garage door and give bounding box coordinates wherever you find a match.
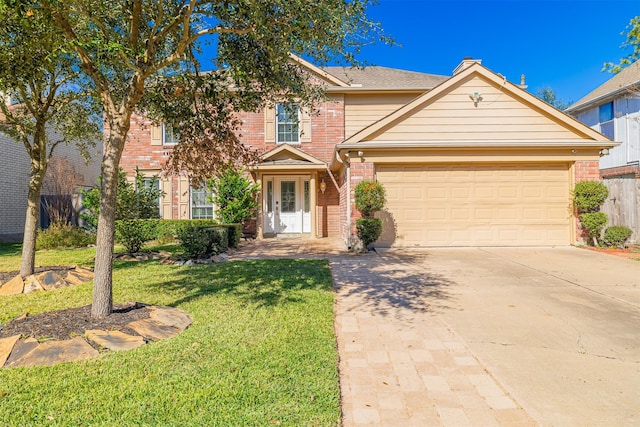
[376,163,571,247]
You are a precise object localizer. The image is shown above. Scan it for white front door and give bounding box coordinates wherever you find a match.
[263,176,311,234]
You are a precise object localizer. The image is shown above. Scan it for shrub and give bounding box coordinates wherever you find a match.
[355,181,386,217]
[176,224,223,259]
[356,218,383,250]
[579,212,608,246]
[226,223,242,248]
[603,226,633,248]
[210,165,260,225]
[36,223,96,250]
[573,181,608,213]
[115,220,155,253]
[81,168,163,230]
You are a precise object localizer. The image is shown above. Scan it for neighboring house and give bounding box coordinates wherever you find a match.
[0,108,102,242]
[566,61,640,242]
[120,57,613,248]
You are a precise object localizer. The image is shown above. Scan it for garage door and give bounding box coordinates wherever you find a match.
[376,163,571,247]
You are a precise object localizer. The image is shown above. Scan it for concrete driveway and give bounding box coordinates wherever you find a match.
[390,247,640,426]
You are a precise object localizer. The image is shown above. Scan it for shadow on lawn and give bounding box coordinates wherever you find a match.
[138,258,333,309]
[328,249,456,316]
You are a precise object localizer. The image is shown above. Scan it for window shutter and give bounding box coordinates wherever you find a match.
[178,176,190,219]
[264,106,275,143]
[160,177,172,219]
[300,107,312,143]
[151,124,162,146]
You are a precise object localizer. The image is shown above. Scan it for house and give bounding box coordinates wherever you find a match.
[0,97,101,242]
[566,61,640,242]
[120,57,614,248]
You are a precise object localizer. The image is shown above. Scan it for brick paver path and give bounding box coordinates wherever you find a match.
[331,250,535,426]
[230,239,535,426]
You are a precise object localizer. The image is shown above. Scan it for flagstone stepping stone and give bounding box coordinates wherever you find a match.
[23,275,45,294]
[85,330,146,351]
[127,318,181,341]
[149,306,192,330]
[34,271,68,291]
[7,336,99,368]
[5,337,40,367]
[0,275,24,296]
[0,335,20,367]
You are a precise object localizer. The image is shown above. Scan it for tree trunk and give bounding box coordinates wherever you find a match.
[20,124,48,279]
[20,169,45,278]
[91,128,126,318]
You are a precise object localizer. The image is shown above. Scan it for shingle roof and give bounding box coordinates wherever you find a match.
[322,66,449,89]
[567,60,640,111]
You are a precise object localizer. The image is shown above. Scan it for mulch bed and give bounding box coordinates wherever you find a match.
[0,302,151,341]
[583,245,640,259]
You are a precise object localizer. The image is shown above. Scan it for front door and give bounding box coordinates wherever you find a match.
[264,176,311,234]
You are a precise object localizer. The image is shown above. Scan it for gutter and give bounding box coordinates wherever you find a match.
[336,140,620,150]
[566,81,640,114]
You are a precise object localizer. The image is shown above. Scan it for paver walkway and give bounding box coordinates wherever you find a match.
[230,238,535,426]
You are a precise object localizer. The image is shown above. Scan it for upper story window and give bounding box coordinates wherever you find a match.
[598,102,614,139]
[191,185,214,219]
[163,123,179,145]
[276,103,300,144]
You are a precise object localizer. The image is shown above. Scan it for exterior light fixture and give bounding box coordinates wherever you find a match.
[320,179,327,194]
[470,92,482,106]
[357,150,364,157]
[600,148,610,156]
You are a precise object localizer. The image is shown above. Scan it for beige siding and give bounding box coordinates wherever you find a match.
[344,93,419,139]
[377,163,572,247]
[367,76,579,142]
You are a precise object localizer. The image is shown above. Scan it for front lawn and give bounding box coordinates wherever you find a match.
[0,243,340,426]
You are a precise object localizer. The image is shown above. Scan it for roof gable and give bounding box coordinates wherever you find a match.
[258,144,326,168]
[288,54,350,88]
[342,63,609,145]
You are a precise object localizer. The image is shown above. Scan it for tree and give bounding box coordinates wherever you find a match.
[25,0,387,317]
[0,4,100,278]
[210,165,259,225]
[536,87,571,111]
[604,16,640,74]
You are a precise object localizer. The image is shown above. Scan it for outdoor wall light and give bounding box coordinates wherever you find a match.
[357,150,364,157]
[320,179,327,194]
[469,92,482,106]
[600,148,610,156]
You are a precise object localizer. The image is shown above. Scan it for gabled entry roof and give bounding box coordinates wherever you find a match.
[256,144,327,171]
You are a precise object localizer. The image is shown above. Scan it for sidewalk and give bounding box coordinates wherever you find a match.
[229,238,535,426]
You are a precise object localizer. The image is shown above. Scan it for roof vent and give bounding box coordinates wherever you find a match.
[453,58,482,75]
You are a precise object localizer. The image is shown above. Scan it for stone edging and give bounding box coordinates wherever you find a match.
[0,267,94,296]
[0,305,192,368]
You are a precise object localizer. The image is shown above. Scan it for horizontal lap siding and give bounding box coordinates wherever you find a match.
[368,77,579,142]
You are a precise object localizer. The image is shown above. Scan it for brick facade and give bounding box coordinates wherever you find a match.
[120,96,346,237]
[574,160,600,183]
[600,164,640,179]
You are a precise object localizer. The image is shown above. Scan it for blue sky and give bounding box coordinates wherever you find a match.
[354,0,637,104]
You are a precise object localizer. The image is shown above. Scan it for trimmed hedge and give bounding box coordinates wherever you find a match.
[113,219,241,254]
[603,225,633,248]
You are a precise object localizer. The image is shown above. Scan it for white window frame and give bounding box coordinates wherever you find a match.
[162,123,179,146]
[190,185,215,220]
[276,103,300,144]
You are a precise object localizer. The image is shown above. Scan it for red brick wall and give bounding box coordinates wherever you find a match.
[573,160,602,244]
[120,96,346,231]
[345,160,375,242]
[574,160,600,183]
[600,164,640,179]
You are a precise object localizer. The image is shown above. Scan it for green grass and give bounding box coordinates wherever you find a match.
[0,243,340,426]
